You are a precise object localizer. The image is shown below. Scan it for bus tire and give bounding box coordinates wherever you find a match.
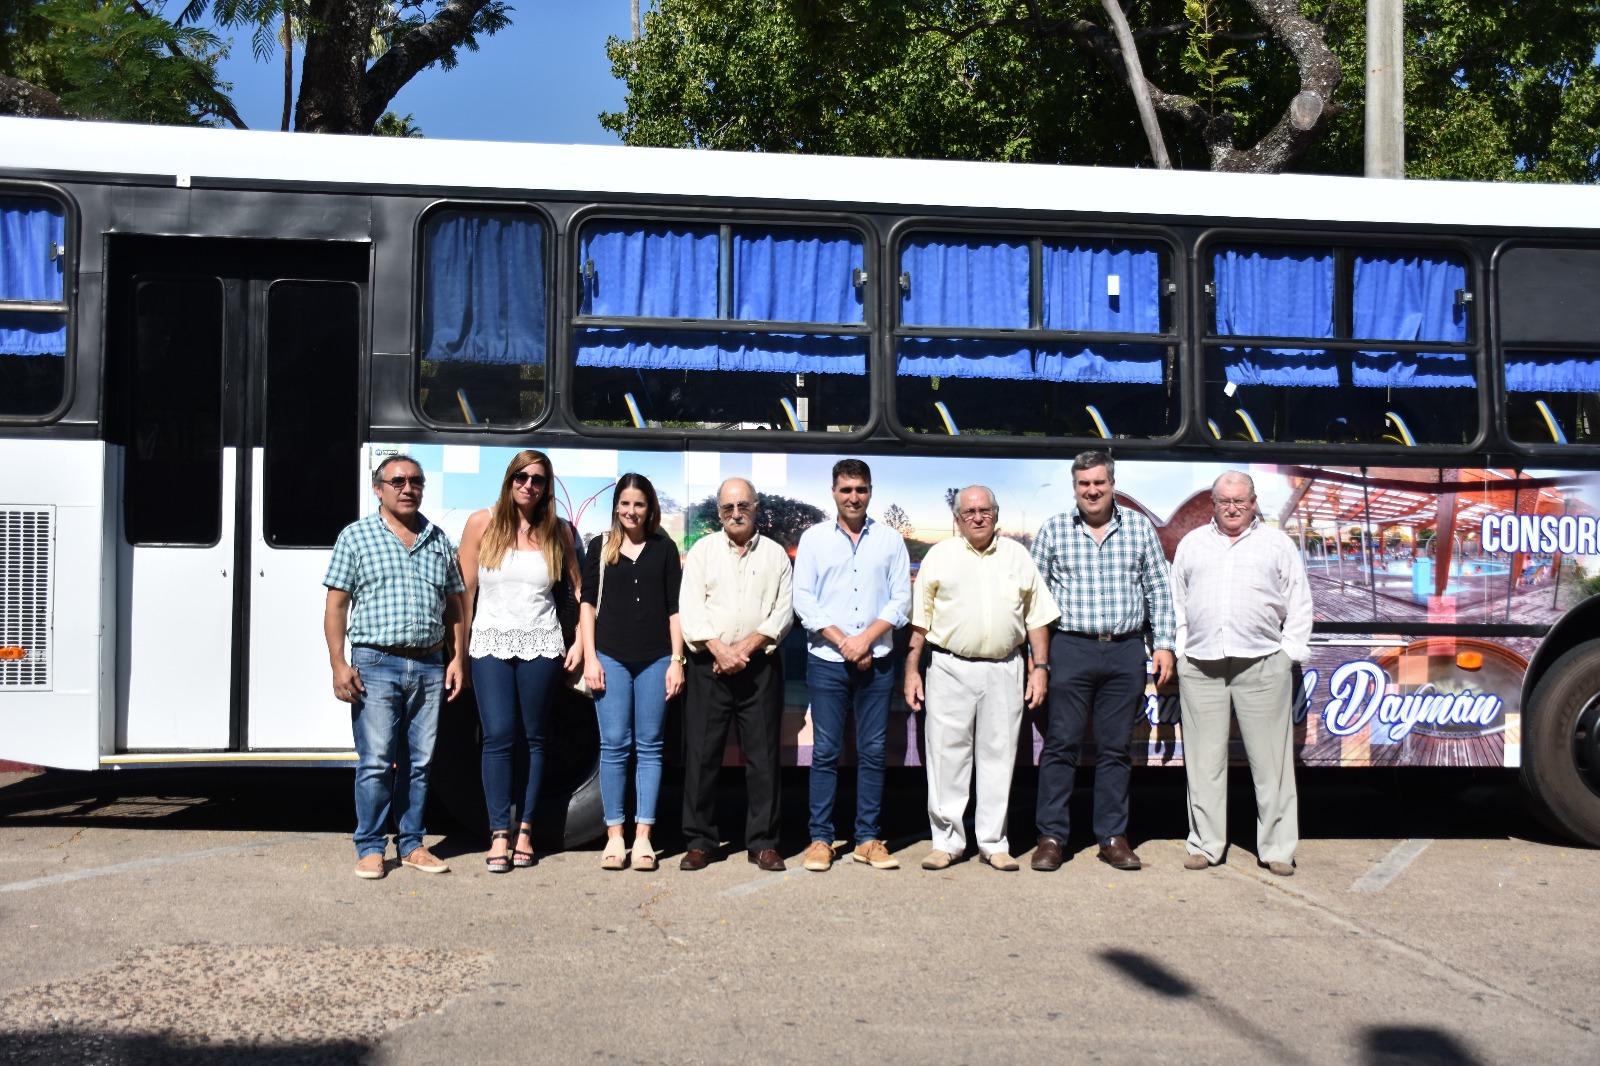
[1520,640,1600,847]
[428,684,606,850]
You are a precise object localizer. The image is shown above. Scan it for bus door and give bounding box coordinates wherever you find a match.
[108,238,366,752]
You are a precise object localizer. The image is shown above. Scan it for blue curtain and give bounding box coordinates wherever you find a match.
[575,328,719,371]
[576,329,864,375]
[1353,350,1474,388]
[581,223,718,318]
[422,212,545,366]
[0,197,65,303]
[1505,353,1600,392]
[1041,242,1161,332]
[896,337,1033,380]
[0,312,66,358]
[1353,254,1468,341]
[900,236,1029,328]
[1035,344,1164,384]
[732,227,864,324]
[1213,246,1334,337]
[1218,347,1340,387]
[719,333,866,375]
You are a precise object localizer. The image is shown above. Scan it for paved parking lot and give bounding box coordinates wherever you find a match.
[0,767,1595,1065]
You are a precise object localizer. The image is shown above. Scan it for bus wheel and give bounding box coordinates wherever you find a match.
[428,684,605,850]
[1521,640,1600,847]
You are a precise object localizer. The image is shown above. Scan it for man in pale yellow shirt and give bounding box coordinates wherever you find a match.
[677,477,794,872]
[904,486,1058,871]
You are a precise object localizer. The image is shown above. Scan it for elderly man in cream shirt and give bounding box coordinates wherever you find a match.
[904,486,1058,872]
[1171,470,1313,877]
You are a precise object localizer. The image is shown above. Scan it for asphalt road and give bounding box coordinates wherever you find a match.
[0,766,1595,1065]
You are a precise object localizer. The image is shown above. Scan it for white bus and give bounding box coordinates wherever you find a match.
[3,117,1598,846]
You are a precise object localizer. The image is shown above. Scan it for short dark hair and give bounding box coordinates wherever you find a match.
[372,453,422,486]
[1071,450,1114,482]
[832,458,872,487]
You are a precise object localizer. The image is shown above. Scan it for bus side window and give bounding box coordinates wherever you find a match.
[893,232,1178,440]
[571,220,870,433]
[1204,242,1477,446]
[418,208,547,427]
[1499,245,1600,448]
[0,194,69,419]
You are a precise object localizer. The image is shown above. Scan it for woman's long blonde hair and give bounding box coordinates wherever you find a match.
[602,472,662,565]
[480,450,567,579]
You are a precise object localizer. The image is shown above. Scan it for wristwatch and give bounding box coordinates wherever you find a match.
[1031,662,1050,672]
[670,654,687,665]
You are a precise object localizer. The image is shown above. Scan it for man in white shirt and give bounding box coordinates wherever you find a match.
[1171,470,1313,877]
[677,478,795,872]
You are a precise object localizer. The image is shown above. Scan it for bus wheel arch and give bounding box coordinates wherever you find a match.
[1520,638,1600,847]
[428,684,605,850]
[1522,596,1600,712]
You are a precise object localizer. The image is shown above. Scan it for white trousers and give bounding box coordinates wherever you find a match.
[923,649,1024,856]
[1178,650,1299,865]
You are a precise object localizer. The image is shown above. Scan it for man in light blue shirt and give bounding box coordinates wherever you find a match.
[793,459,911,872]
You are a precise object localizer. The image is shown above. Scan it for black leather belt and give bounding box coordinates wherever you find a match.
[931,645,1014,663]
[1058,630,1142,643]
[352,641,445,660]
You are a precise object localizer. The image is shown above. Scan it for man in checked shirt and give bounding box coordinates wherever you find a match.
[1029,450,1175,872]
[1171,471,1312,877]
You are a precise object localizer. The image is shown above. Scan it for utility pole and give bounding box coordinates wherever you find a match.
[632,0,640,40]
[1365,0,1404,178]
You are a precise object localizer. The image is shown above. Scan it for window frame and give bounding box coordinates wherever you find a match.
[1493,239,1600,459]
[1195,227,1487,457]
[0,182,77,426]
[562,204,880,442]
[883,217,1188,449]
[411,199,557,433]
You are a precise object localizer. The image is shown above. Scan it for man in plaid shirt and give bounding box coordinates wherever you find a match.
[323,454,467,881]
[1028,450,1175,872]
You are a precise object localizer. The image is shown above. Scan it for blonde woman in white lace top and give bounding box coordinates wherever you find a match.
[459,450,583,872]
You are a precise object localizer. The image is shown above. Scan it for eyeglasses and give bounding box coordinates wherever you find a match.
[718,501,756,514]
[512,472,548,488]
[958,508,996,520]
[381,476,425,490]
[1215,498,1253,510]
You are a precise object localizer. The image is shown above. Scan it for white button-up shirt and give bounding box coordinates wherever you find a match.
[1171,517,1313,663]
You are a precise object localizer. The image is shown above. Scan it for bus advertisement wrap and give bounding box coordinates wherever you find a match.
[384,445,1600,776]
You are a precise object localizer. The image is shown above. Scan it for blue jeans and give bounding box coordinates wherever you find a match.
[472,654,562,831]
[593,652,670,827]
[807,655,893,844]
[349,647,445,859]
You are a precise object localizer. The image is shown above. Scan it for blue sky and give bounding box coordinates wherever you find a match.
[213,2,631,143]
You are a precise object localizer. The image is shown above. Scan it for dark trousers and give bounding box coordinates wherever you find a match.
[681,650,784,854]
[1035,631,1148,846]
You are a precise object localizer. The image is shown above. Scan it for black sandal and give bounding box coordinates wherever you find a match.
[512,827,536,868]
[485,830,512,874]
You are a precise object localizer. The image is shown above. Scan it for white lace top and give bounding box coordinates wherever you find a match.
[469,549,565,660]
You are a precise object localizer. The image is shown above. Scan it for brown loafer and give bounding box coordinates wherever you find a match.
[748,849,785,872]
[678,848,713,871]
[1031,836,1065,872]
[1097,835,1143,870]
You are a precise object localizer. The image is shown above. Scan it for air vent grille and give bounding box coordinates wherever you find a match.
[0,506,53,690]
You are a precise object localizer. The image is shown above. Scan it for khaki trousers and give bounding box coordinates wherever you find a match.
[924,649,1024,857]
[1178,650,1299,865]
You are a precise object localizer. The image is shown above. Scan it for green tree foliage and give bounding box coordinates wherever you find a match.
[373,109,423,136]
[4,0,235,124]
[684,493,826,550]
[604,0,1600,179]
[1307,1,1600,182]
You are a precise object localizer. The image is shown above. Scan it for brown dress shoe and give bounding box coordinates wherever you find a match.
[748,849,786,872]
[1031,836,1065,872]
[679,848,713,871]
[1097,835,1143,870]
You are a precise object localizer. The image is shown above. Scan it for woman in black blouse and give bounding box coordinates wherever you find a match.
[579,473,684,871]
